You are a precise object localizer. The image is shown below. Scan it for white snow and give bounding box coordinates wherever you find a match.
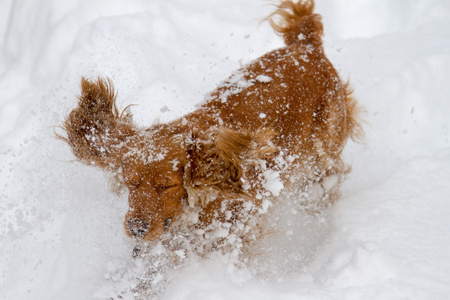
[1,0,450,299]
[262,168,284,197]
[255,75,272,83]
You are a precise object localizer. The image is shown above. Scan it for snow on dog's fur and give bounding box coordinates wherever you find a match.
[60,0,361,258]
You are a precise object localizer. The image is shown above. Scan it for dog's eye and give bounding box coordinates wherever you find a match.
[155,184,177,194]
[163,217,172,230]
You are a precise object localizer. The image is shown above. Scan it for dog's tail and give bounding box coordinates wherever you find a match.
[267,0,323,48]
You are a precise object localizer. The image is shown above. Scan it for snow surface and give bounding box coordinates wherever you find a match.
[1,0,450,299]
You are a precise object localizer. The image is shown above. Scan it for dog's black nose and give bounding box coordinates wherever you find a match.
[127,218,150,237]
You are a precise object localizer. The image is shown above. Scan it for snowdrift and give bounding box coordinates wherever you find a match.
[1,0,450,299]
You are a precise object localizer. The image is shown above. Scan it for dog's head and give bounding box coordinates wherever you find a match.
[120,127,189,240]
[61,78,278,241]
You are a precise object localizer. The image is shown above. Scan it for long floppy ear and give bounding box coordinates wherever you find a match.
[186,127,279,204]
[59,77,135,171]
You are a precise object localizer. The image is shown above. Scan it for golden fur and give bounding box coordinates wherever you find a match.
[60,0,361,243]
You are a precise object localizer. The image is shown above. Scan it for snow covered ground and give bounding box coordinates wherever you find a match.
[1,0,450,299]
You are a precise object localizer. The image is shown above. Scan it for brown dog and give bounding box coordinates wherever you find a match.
[61,0,360,245]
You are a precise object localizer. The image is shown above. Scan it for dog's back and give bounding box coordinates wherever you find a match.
[189,0,361,194]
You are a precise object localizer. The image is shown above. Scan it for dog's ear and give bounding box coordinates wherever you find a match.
[59,77,135,171]
[186,127,279,203]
